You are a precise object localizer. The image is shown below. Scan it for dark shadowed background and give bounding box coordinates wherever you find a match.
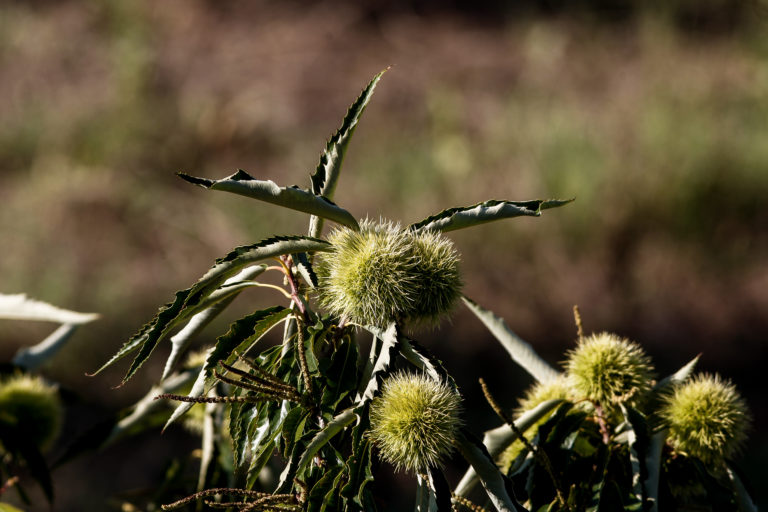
[1,0,767,509]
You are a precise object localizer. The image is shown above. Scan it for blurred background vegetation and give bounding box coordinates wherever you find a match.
[1,0,767,509]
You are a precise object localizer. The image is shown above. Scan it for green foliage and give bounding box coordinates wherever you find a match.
[90,72,755,512]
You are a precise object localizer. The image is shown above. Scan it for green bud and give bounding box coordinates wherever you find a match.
[0,373,63,451]
[565,332,654,408]
[369,372,462,473]
[662,373,750,464]
[317,220,461,327]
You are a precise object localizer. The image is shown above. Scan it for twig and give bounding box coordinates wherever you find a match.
[594,403,611,445]
[451,493,488,512]
[279,255,310,324]
[295,319,313,396]
[573,305,583,338]
[161,488,268,510]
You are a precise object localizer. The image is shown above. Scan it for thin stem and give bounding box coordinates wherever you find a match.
[161,488,269,510]
[220,361,298,395]
[213,370,301,403]
[279,255,310,323]
[154,393,266,404]
[594,402,611,445]
[479,378,568,510]
[573,305,583,338]
[250,282,293,300]
[0,476,19,497]
[451,493,488,512]
[295,319,313,396]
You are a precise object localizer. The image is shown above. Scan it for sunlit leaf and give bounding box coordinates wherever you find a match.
[454,430,526,512]
[462,297,560,384]
[0,293,98,324]
[408,198,572,234]
[179,170,359,231]
[308,69,387,237]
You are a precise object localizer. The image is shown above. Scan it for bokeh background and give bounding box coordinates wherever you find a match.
[1,0,767,509]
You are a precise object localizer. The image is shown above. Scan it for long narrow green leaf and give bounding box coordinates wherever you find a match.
[618,406,644,509]
[357,322,399,403]
[399,336,458,391]
[197,400,216,491]
[308,69,387,237]
[185,236,331,308]
[161,265,267,380]
[204,306,291,377]
[295,406,358,476]
[454,399,563,497]
[179,170,359,231]
[105,369,198,445]
[643,429,666,512]
[95,236,326,384]
[116,289,191,384]
[653,354,700,392]
[727,466,758,512]
[454,431,525,512]
[409,198,572,234]
[462,297,560,384]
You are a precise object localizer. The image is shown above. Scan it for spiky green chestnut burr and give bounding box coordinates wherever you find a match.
[317,220,461,327]
[565,332,654,407]
[369,372,462,473]
[0,374,62,451]
[662,373,750,464]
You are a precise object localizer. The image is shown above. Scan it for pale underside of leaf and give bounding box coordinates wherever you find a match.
[12,323,81,371]
[409,198,573,234]
[295,406,358,477]
[454,399,563,497]
[462,296,560,384]
[92,236,328,384]
[653,354,700,392]
[0,293,99,324]
[356,322,399,403]
[643,429,667,512]
[727,466,758,512]
[161,307,292,431]
[161,265,267,380]
[179,170,359,231]
[454,431,525,512]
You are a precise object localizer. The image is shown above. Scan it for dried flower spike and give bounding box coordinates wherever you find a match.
[0,373,63,451]
[565,332,654,408]
[317,220,461,327]
[369,372,462,473]
[662,373,750,464]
